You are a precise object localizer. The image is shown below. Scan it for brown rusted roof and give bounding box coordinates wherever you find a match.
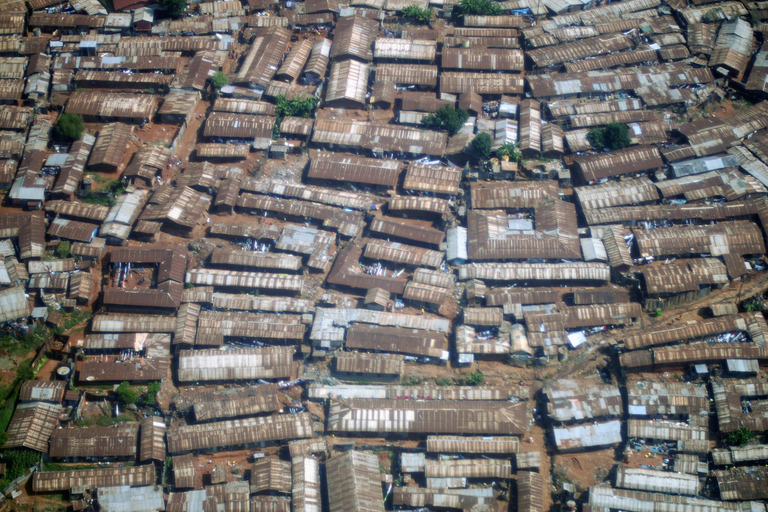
[308,152,400,187]
[167,412,313,453]
[2,401,60,452]
[573,145,663,182]
[335,352,405,375]
[33,465,156,492]
[49,424,139,459]
[326,451,385,512]
[328,399,527,434]
[346,323,447,358]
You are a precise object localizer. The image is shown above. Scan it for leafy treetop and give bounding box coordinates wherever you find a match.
[159,0,187,17]
[55,113,84,141]
[275,95,317,119]
[420,105,470,136]
[472,132,493,160]
[587,122,631,151]
[116,381,139,404]
[458,0,502,16]
[496,142,521,162]
[402,4,433,23]
[210,71,229,89]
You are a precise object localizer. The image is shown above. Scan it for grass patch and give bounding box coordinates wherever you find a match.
[0,323,51,358]
[42,462,100,472]
[56,308,92,334]
[76,383,114,391]
[77,412,136,428]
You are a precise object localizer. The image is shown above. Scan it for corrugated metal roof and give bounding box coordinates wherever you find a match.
[33,465,156,493]
[167,412,313,453]
[177,347,296,382]
[553,420,622,450]
[328,399,527,434]
[2,401,60,452]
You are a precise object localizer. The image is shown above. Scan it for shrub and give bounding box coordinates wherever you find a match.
[56,241,71,259]
[160,0,187,17]
[496,142,521,162]
[143,382,161,406]
[727,427,754,446]
[275,95,317,119]
[116,381,139,404]
[210,71,229,89]
[402,4,432,23]
[745,296,764,312]
[2,450,40,482]
[421,105,469,136]
[55,113,84,141]
[472,132,493,159]
[458,0,502,15]
[467,370,484,386]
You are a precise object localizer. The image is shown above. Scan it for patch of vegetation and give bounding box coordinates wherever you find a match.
[159,0,187,17]
[1,450,40,484]
[275,95,317,119]
[727,426,755,446]
[401,375,423,386]
[467,370,484,385]
[56,308,92,334]
[496,142,521,162]
[273,95,317,140]
[210,71,229,89]
[587,122,631,151]
[116,381,140,404]
[745,296,764,312]
[42,462,99,472]
[55,113,84,141]
[420,105,469,136]
[78,177,126,207]
[402,4,432,23]
[55,241,71,259]
[702,7,723,22]
[732,98,753,110]
[0,323,51,358]
[434,371,484,386]
[143,382,161,406]
[164,457,173,484]
[458,0,502,15]
[77,413,136,428]
[471,132,493,160]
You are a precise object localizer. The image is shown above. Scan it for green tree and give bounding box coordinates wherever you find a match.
[56,241,71,259]
[467,370,484,386]
[55,113,84,141]
[458,0,502,15]
[143,382,161,406]
[116,381,139,404]
[16,360,34,382]
[727,427,755,447]
[587,128,605,150]
[159,0,187,17]
[745,296,764,312]
[496,142,521,162]
[587,123,630,151]
[2,450,40,482]
[275,95,317,118]
[210,71,229,89]
[420,105,469,136]
[402,4,432,23]
[603,122,631,150]
[472,132,493,159]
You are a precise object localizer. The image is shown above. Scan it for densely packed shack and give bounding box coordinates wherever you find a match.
[4,0,768,509]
